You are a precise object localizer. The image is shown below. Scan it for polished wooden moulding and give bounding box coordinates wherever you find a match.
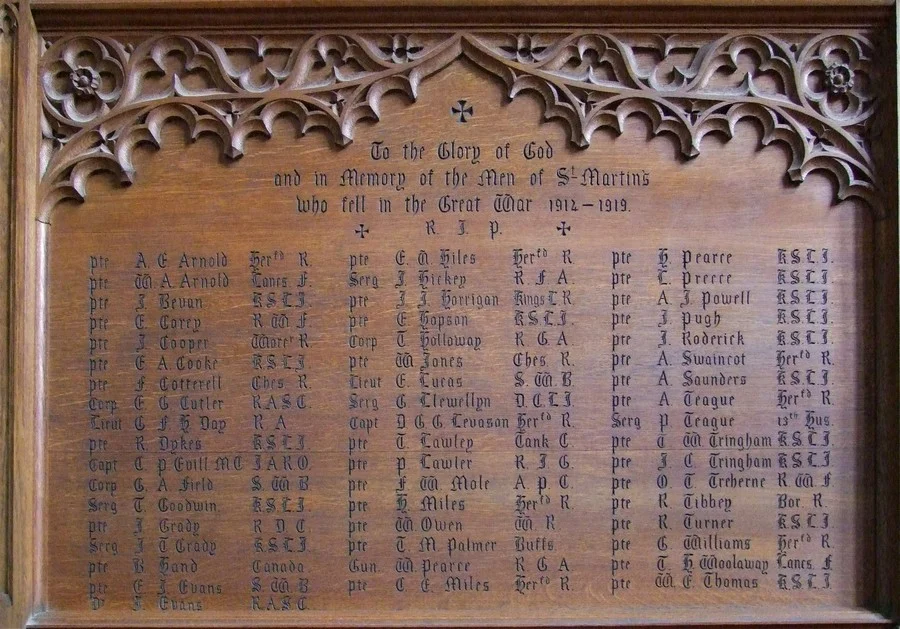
[0,2,898,627]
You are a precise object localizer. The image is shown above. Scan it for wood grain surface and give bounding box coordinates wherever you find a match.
[1,3,898,629]
[40,56,885,625]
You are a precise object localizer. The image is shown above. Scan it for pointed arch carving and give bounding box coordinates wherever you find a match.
[38,30,882,219]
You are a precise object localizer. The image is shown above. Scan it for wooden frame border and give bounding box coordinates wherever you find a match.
[1,2,897,627]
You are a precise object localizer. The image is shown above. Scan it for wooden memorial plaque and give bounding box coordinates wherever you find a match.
[0,1,898,627]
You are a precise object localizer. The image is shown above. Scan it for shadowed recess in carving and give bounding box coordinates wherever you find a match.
[0,3,16,36]
[37,30,882,219]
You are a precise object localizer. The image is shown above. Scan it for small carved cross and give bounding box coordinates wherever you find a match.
[97,128,117,155]
[557,221,571,236]
[222,101,242,126]
[46,126,69,149]
[810,125,833,150]
[329,92,346,114]
[582,92,601,114]
[687,102,702,124]
[355,224,369,239]
[451,100,474,123]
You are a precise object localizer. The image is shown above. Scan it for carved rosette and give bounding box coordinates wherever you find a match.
[38,30,881,218]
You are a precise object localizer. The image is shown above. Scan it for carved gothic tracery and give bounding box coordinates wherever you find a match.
[0,2,16,36]
[37,31,881,217]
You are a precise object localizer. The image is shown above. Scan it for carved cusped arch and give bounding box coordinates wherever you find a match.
[38,29,883,219]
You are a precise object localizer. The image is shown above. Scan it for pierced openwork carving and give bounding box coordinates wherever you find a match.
[38,30,881,218]
[0,2,17,36]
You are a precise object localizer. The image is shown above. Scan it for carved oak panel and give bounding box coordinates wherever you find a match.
[1,5,897,628]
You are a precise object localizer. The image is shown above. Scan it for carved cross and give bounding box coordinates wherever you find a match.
[451,99,474,123]
[687,101,702,124]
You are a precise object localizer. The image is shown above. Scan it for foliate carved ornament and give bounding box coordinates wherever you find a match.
[37,31,882,218]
